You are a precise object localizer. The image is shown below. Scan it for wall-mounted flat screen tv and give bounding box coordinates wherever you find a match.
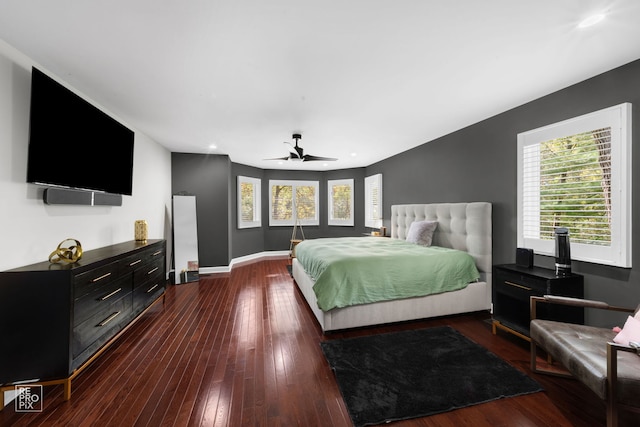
[26,67,135,196]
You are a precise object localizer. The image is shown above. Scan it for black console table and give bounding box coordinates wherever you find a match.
[0,239,166,409]
[492,264,584,341]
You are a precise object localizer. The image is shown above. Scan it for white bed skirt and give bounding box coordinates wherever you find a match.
[292,258,491,332]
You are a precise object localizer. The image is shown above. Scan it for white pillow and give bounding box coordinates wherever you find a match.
[613,315,640,346]
[406,220,438,246]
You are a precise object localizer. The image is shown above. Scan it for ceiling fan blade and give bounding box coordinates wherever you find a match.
[264,156,291,161]
[284,142,302,159]
[302,154,338,162]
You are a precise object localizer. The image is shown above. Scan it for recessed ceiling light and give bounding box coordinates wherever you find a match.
[578,13,606,28]
[350,152,357,157]
[209,144,217,150]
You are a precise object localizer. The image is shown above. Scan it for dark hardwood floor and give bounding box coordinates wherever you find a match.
[2,258,638,426]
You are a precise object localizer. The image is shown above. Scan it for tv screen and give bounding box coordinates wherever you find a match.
[26,67,135,196]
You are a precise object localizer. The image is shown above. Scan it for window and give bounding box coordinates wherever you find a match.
[365,174,383,228]
[269,180,319,226]
[237,176,261,229]
[328,179,354,226]
[517,103,632,268]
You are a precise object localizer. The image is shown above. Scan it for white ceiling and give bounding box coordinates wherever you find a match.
[1,0,640,170]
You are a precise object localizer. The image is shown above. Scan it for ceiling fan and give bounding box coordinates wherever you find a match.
[266,133,338,162]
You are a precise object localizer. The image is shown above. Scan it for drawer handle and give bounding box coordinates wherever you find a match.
[504,280,532,291]
[152,250,162,256]
[129,259,142,267]
[91,272,112,283]
[147,267,159,275]
[97,311,121,327]
[99,288,122,301]
[146,284,159,293]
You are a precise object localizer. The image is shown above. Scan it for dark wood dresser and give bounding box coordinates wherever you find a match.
[0,239,166,407]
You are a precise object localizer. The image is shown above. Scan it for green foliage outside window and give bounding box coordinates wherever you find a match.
[331,184,352,220]
[240,182,254,222]
[271,184,316,220]
[539,128,611,245]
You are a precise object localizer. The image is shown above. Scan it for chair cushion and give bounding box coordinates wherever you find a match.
[531,319,640,406]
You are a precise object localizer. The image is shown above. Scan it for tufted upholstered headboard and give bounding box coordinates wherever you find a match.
[391,203,492,278]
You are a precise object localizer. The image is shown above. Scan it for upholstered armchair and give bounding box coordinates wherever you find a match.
[529,295,640,427]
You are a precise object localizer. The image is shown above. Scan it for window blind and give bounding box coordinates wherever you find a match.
[295,185,316,221]
[522,127,611,246]
[240,182,255,222]
[328,179,354,226]
[331,184,352,220]
[365,174,382,228]
[271,185,292,221]
[238,176,261,229]
[269,180,319,226]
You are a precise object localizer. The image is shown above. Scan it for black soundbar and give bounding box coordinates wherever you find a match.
[43,188,122,206]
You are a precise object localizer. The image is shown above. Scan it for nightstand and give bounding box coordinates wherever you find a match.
[492,264,584,341]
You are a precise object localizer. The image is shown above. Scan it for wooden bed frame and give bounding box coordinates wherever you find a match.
[292,202,492,332]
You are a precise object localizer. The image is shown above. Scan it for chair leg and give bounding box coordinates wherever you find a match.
[606,343,619,427]
[531,340,539,372]
[529,339,573,378]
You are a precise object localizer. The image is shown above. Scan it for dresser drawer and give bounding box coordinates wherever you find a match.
[74,261,120,298]
[147,245,165,263]
[496,270,547,293]
[134,257,164,286]
[120,252,147,275]
[72,292,132,358]
[495,277,538,300]
[133,280,165,313]
[74,275,132,326]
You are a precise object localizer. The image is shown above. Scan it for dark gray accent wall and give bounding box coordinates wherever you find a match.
[175,156,368,262]
[366,58,640,326]
[231,163,265,258]
[172,59,640,326]
[260,168,367,252]
[171,153,231,267]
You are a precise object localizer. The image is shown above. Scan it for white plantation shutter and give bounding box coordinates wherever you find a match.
[271,184,293,222]
[269,180,319,226]
[365,174,382,228]
[521,143,541,241]
[238,176,261,229]
[296,184,316,221]
[328,179,354,226]
[522,129,612,245]
[518,103,631,268]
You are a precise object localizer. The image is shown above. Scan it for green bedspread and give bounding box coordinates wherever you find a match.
[295,237,480,311]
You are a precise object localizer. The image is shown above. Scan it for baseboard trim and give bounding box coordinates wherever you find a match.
[198,250,290,275]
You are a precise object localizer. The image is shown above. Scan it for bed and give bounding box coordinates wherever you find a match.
[292,202,492,332]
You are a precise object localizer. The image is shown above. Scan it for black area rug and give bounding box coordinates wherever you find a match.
[321,326,542,427]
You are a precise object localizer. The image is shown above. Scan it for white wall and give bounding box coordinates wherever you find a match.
[0,40,172,271]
